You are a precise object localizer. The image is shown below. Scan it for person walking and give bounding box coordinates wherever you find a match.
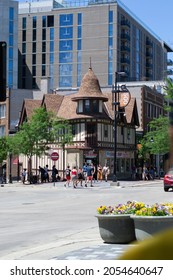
[82,162,88,185]
[21,168,27,184]
[97,164,103,182]
[86,163,94,187]
[77,167,84,187]
[52,165,58,182]
[71,166,78,188]
[102,164,110,182]
[44,164,50,182]
[64,165,71,187]
[39,166,45,183]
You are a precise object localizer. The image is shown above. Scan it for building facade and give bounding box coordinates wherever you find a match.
[17,67,139,180]
[18,0,172,91]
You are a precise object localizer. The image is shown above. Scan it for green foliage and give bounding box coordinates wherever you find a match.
[0,137,9,164]
[138,116,169,158]
[9,107,73,159]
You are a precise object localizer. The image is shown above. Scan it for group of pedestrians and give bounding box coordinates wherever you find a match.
[131,165,158,180]
[64,162,110,188]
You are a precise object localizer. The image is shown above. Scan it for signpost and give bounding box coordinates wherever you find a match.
[50,152,59,161]
[50,152,59,186]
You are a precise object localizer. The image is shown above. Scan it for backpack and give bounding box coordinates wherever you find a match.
[66,169,70,176]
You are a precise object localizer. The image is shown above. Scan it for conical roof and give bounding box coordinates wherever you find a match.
[71,67,108,102]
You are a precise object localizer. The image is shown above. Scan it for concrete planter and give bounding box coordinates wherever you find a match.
[132,215,173,241]
[96,214,136,244]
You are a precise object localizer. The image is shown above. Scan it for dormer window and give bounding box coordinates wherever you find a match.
[77,99,101,114]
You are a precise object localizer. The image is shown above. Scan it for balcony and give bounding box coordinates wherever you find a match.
[121,45,130,52]
[121,33,130,41]
[121,57,130,64]
[167,59,173,66]
[121,20,130,28]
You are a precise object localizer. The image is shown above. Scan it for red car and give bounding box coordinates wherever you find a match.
[164,169,173,191]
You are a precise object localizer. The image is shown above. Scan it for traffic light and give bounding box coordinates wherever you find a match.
[0,41,7,102]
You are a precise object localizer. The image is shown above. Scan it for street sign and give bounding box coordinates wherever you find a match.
[50,152,59,161]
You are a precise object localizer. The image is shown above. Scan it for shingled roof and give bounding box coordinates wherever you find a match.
[18,99,42,125]
[71,67,108,102]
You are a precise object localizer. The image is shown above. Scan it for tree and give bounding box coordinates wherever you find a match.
[9,107,73,182]
[0,137,9,164]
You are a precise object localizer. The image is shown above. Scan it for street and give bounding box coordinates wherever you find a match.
[0,179,171,259]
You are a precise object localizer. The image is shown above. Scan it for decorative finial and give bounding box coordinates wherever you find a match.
[89,57,92,69]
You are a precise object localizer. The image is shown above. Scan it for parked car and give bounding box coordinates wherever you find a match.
[163,169,173,191]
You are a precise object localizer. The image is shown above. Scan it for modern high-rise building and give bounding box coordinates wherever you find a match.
[0,0,18,90]
[18,0,172,91]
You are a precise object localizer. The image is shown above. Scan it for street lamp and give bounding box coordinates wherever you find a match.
[112,71,126,182]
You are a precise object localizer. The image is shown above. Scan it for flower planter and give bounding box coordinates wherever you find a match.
[96,214,136,244]
[132,215,173,241]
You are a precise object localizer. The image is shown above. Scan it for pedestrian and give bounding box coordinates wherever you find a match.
[71,166,78,188]
[142,165,149,180]
[92,163,97,183]
[21,168,27,184]
[97,164,103,182]
[82,162,88,185]
[86,163,94,187]
[77,167,84,187]
[44,164,50,182]
[102,164,110,182]
[64,165,71,187]
[39,166,46,183]
[52,165,58,182]
[131,165,136,180]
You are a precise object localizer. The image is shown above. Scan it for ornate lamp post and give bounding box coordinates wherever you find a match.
[112,72,130,183]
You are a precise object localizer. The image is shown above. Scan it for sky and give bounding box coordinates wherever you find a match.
[18,0,173,58]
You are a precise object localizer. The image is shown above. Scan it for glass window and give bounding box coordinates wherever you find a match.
[78,26,82,38]
[93,100,99,112]
[47,15,54,27]
[42,53,46,64]
[22,43,26,53]
[9,48,13,59]
[50,53,54,64]
[104,124,108,138]
[32,77,37,88]
[50,28,54,40]
[33,16,37,28]
[9,21,13,34]
[9,35,13,47]
[8,72,13,87]
[59,64,72,75]
[109,24,113,37]
[22,17,26,29]
[9,60,13,71]
[9,7,14,20]
[78,13,82,25]
[59,27,73,39]
[109,10,113,23]
[22,30,26,42]
[77,39,81,50]
[59,76,72,87]
[0,126,5,136]
[42,16,46,27]
[50,41,54,52]
[0,104,6,118]
[59,52,73,63]
[32,65,36,76]
[32,54,36,65]
[32,29,36,41]
[84,100,90,113]
[59,40,73,51]
[42,41,46,52]
[60,14,73,26]
[32,42,36,53]
[42,29,46,40]
[42,65,46,76]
